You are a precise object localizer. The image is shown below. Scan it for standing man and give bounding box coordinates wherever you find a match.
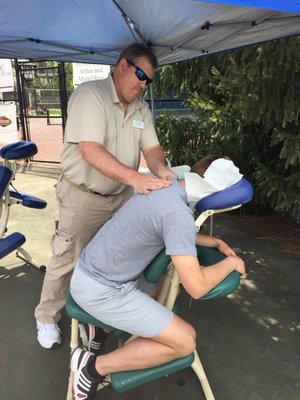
[35,43,176,349]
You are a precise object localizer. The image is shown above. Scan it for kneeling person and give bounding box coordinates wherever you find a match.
[70,156,246,399]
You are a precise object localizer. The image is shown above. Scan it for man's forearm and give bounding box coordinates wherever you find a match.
[196,233,218,248]
[143,146,167,176]
[79,141,172,194]
[196,233,236,257]
[143,146,177,180]
[173,254,244,300]
[80,141,139,185]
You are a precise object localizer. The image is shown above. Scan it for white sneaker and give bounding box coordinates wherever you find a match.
[36,321,62,349]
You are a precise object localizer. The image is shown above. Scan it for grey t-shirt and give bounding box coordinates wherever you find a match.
[77,179,197,287]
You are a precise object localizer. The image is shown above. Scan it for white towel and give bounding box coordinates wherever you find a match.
[184,159,243,205]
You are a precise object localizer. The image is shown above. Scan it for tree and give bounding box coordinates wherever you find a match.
[155,37,300,222]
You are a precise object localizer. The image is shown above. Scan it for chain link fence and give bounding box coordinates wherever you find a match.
[1,62,194,168]
[148,99,192,120]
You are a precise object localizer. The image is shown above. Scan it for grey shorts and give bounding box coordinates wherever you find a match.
[70,267,174,337]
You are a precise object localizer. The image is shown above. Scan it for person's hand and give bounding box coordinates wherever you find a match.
[157,167,178,181]
[227,255,246,276]
[216,239,236,257]
[131,173,172,195]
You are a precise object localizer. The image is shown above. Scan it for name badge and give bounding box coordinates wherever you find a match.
[133,120,144,129]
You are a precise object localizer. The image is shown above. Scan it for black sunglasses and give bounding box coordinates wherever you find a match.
[125,59,153,86]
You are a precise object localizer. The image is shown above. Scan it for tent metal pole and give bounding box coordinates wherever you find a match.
[150,83,156,129]
[58,62,68,134]
[14,59,28,141]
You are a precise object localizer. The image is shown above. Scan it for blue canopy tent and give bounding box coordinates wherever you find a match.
[0,0,299,65]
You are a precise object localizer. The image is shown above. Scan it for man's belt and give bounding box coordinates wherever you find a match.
[62,175,103,195]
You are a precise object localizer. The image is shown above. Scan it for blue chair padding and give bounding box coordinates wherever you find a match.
[0,232,26,259]
[0,166,13,197]
[0,141,37,160]
[9,189,47,209]
[195,178,253,213]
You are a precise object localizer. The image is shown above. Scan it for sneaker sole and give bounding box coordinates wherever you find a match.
[38,339,62,350]
[48,341,61,350]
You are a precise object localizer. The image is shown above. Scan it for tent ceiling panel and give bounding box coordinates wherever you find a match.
[0,0,299,65]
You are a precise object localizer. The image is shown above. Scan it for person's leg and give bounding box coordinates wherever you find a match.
[36,182,132,324]
[72,272,196,371]
[35,178,110,324]
[71,314,196,399]
[35,178,132,348]
[71,271,196,398]
[96,314,196,375]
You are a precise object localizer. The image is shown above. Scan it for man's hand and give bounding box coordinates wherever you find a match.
[79,142,173,195]
[143,146,177,182]
[216,239,236,257]
[132,173,172,194]
[226,255,246,276]
[157,167,178,181]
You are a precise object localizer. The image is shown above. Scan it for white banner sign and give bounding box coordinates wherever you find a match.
[72,63,110,87]
[0,104,18,144]
[0,59,14,93]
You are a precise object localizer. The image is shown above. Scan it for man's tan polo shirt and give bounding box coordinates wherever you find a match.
[61,74,159,194]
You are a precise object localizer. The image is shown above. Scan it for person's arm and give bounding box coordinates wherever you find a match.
[171,253,245,300]
[143,145,177,180]
[196,233,237,256]
[79,141,172,194]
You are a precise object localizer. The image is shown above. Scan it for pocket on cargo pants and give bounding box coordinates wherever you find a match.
[51,224,75,266]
